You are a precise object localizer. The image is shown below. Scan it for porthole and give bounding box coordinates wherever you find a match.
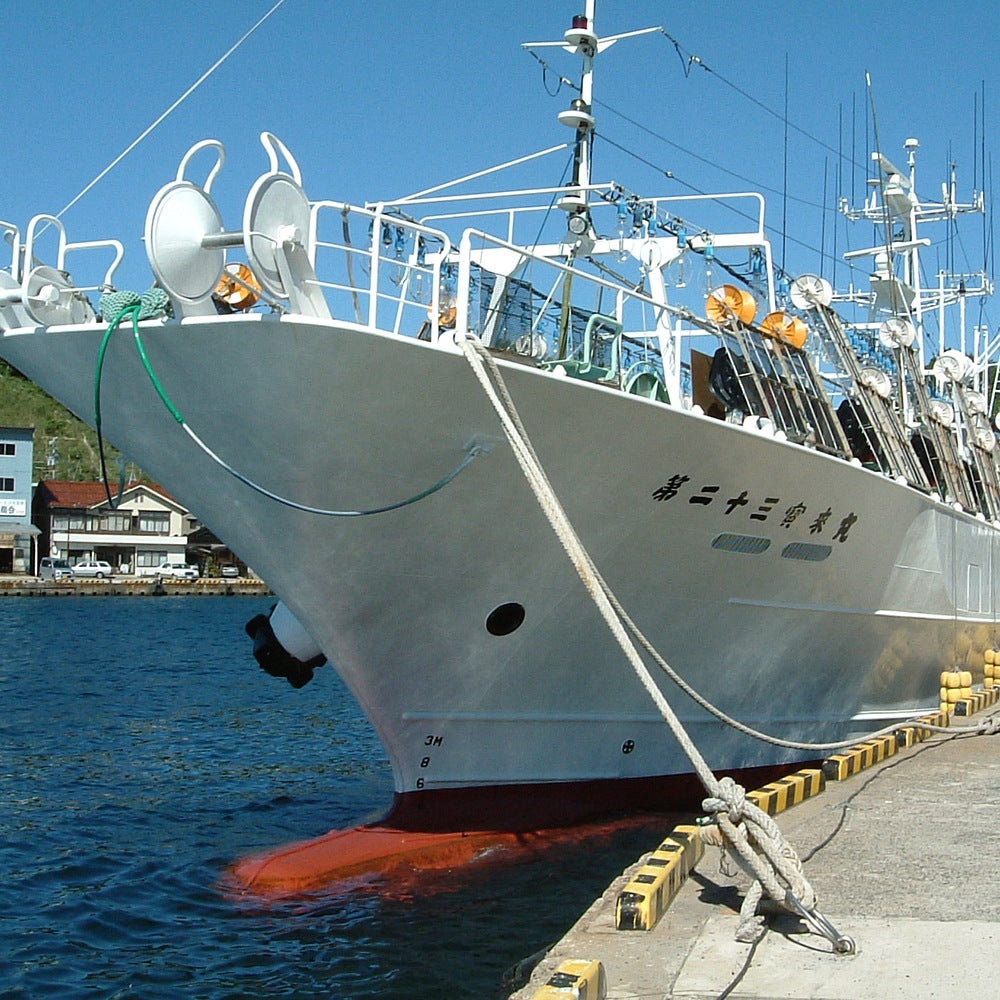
[485,602,525,636]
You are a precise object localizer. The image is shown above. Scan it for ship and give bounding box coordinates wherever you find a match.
[1,3,996,854]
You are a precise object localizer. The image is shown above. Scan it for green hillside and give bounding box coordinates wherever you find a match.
[0,360,140,483]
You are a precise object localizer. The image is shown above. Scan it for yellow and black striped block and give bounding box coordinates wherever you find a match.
[920,708,950,728]
[897,707,954,747]
[746,768,825,816]
[531,959,606,1000]
[895,708,949,748]
[955,687,999,716]
[615,824,703,931]
[822,733,896,781]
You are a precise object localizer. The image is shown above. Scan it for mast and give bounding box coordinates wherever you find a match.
[538,4,659,229]
[840,138,989,367]
[557,4,598,226]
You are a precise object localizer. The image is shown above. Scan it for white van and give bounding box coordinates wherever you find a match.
[40,557,75,580]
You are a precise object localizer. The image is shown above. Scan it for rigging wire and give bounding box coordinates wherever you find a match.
[593,131,844,280]
[522,45,835,216]
[54,0,289,221]
[577,26,998,378]
[593,96,830,214]
[520,45,887,287]
[781,53,790,274]
[834,105,843,290]
[820,158,829,279]
[530,41,989,336]
[654,29,861,170]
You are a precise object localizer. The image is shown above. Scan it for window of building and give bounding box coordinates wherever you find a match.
[0,443,15,456]
[136,550,168,567]
[51,512,88,531]
[138,512,170,534]
[100,513,132,532]
[0,477,13,492]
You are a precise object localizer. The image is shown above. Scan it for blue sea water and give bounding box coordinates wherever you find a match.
[1,597,680,999]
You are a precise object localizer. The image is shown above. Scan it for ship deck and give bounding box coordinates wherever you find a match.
[511,694,1000,999]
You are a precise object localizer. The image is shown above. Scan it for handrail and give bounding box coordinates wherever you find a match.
[308,201,453,339]
[0,221,21,279]
[643,191,768,241]
[453,226,681,336]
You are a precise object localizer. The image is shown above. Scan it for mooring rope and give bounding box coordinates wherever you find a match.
[95,297,484,516]
[459,334,855,949]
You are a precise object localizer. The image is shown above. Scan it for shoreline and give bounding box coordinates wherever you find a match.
[0,577,272,597]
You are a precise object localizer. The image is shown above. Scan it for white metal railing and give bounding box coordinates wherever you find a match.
[453,227,677,384]
[309,201,453,340]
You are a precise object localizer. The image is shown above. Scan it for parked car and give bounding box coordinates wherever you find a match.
[73,560,115,579]
[39,557,75,581]
[220,564,239,578]
[157,561,200,580]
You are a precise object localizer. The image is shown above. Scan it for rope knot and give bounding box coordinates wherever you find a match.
[977,714,1000,736]
[99,287,172,323]
[702,775,747,824]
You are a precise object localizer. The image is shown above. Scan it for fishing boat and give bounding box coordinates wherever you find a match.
[1,4,995,854]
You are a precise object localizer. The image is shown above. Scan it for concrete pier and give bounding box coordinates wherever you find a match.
[0,576,271,597]
[513,708,1000,999]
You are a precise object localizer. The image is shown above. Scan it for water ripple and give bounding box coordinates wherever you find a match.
[1,598,681,998]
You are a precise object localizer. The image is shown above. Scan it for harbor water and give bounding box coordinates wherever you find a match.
[1,597,679,998]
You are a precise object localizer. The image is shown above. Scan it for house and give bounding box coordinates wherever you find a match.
[32,480,198,576]
[0,426,38,574]
[185,524,251,578]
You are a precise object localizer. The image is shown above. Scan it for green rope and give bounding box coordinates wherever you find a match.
[94,290,174,506]
[93,291,486,516]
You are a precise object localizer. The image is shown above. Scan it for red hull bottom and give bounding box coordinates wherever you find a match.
[227,762,809,897]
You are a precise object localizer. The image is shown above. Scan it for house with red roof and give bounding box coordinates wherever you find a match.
[32,481,197,576]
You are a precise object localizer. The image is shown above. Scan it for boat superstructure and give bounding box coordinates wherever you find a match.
[1,4,996,833]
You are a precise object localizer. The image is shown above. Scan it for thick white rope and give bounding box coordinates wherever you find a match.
[459,336,825,938]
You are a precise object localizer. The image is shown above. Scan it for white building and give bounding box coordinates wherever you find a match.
[33,480,197,576]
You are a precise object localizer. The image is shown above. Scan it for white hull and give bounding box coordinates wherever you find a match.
[2,313,992,822]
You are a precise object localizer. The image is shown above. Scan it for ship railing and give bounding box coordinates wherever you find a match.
[0,215,123,329]
[18,215,122,290]
[451,227,676,394]
[401,183,614,247]
[308,201,454,340]
[407,186,772,294]
[0,221,20,277]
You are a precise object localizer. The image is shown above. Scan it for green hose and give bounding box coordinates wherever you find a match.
[93,291,485,517]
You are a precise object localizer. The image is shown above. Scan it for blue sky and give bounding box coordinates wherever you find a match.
[3,1,997,336]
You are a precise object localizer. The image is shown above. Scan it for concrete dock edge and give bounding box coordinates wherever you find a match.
[514,694,1000,1000]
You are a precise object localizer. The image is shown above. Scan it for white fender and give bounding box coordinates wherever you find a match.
[269,601,323,663]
